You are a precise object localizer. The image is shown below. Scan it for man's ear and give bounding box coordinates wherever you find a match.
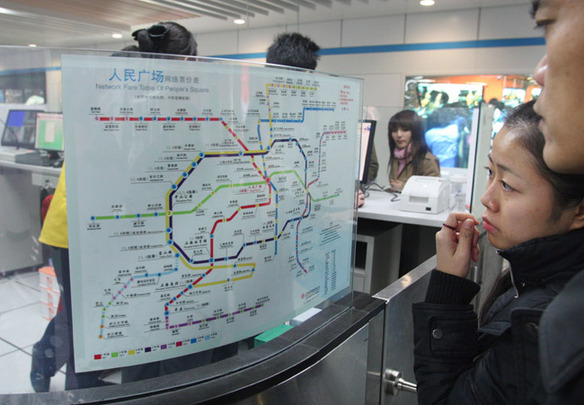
[570,203,584,231]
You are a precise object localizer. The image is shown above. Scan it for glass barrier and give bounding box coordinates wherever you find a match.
[0,46,362,397]
[404,74,540,170]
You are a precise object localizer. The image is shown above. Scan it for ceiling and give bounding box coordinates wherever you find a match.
[0,0,530,49]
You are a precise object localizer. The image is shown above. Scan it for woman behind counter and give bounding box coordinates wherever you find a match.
[387,110,440,191]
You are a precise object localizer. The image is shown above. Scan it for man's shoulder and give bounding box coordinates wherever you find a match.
[539,271,584,394]
[544,271,584,320]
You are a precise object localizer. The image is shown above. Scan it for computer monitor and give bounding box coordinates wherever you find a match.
[0,109,42,149]
[359,119,377,185]
[35,112,64,156]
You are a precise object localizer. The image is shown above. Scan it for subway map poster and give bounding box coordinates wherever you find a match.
[62,55,362,371]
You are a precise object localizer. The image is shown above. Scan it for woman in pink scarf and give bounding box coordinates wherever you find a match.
[388,110,440,191]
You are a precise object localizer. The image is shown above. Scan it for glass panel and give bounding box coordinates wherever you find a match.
[0,71,46,105]
[405,74,541,169]
[0,46,362,397]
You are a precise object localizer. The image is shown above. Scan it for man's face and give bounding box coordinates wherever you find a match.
[532,0,584,174]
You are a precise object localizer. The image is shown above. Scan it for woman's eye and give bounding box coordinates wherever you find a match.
[485,166,493,177]
[501,181,513,192]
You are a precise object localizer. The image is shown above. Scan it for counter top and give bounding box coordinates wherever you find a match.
[358,189,449,228]
[0,159,61,176]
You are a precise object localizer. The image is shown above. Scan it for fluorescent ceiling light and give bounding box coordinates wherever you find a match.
[234,19,246,25]
[420,0,435,6]
[112,33,123,39]
[0,7,19,15]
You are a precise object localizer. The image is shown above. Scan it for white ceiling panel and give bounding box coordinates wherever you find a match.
[0,0,531,48]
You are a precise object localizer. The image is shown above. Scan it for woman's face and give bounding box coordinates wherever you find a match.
[392,127,412,150]
[480,126,578,250]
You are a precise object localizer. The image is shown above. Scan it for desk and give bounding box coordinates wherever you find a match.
[0,160,61,273]
[354,189,449,294]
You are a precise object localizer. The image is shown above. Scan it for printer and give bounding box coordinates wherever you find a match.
[399,176,450,214]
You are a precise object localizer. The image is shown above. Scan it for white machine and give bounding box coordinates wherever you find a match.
[399,176,450,214]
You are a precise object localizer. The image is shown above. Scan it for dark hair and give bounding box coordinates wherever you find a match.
[132,22,197,57]
[439,91,449,106]
[121,45,139,52]
[266,33,320,70]
[387,110,431,174]
[504,100,584,218]
[429,90,440,103]
[111,45,140,58]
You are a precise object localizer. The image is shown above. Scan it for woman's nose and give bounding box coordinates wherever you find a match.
[480,184,498,211]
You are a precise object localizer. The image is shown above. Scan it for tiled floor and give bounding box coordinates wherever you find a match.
[0,269,295,397]
[0,269,249,396]
[0,269,65,394]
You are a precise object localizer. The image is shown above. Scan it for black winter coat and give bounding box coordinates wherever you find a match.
[538,269,584,404]
[412,229,584,405]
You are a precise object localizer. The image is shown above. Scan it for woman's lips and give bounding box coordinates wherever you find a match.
[482,217,496,233]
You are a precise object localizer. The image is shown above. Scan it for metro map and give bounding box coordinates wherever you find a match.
[63,56,360,371]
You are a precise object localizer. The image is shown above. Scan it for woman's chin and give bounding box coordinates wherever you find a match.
[487,234,511,251]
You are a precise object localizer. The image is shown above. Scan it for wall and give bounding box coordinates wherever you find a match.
[190,4,544,186]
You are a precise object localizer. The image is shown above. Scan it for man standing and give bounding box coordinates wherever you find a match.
[531,1,584,403]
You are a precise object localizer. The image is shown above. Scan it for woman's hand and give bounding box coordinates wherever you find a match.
[436,212,480,278]
[390,179,405,191]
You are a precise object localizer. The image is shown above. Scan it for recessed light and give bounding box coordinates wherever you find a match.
[28,44,37,47]
[234,19,245,25]
[112,33,123,39]
[420,0,435,6]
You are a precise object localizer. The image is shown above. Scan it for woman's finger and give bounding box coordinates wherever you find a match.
[442,212,479,231]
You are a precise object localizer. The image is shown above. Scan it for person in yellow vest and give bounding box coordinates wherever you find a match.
[32,166,105,390]
[30,167,76,391]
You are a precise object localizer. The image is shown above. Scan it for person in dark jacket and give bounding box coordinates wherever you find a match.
[531,2,584,402]
[412,101,584,404]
